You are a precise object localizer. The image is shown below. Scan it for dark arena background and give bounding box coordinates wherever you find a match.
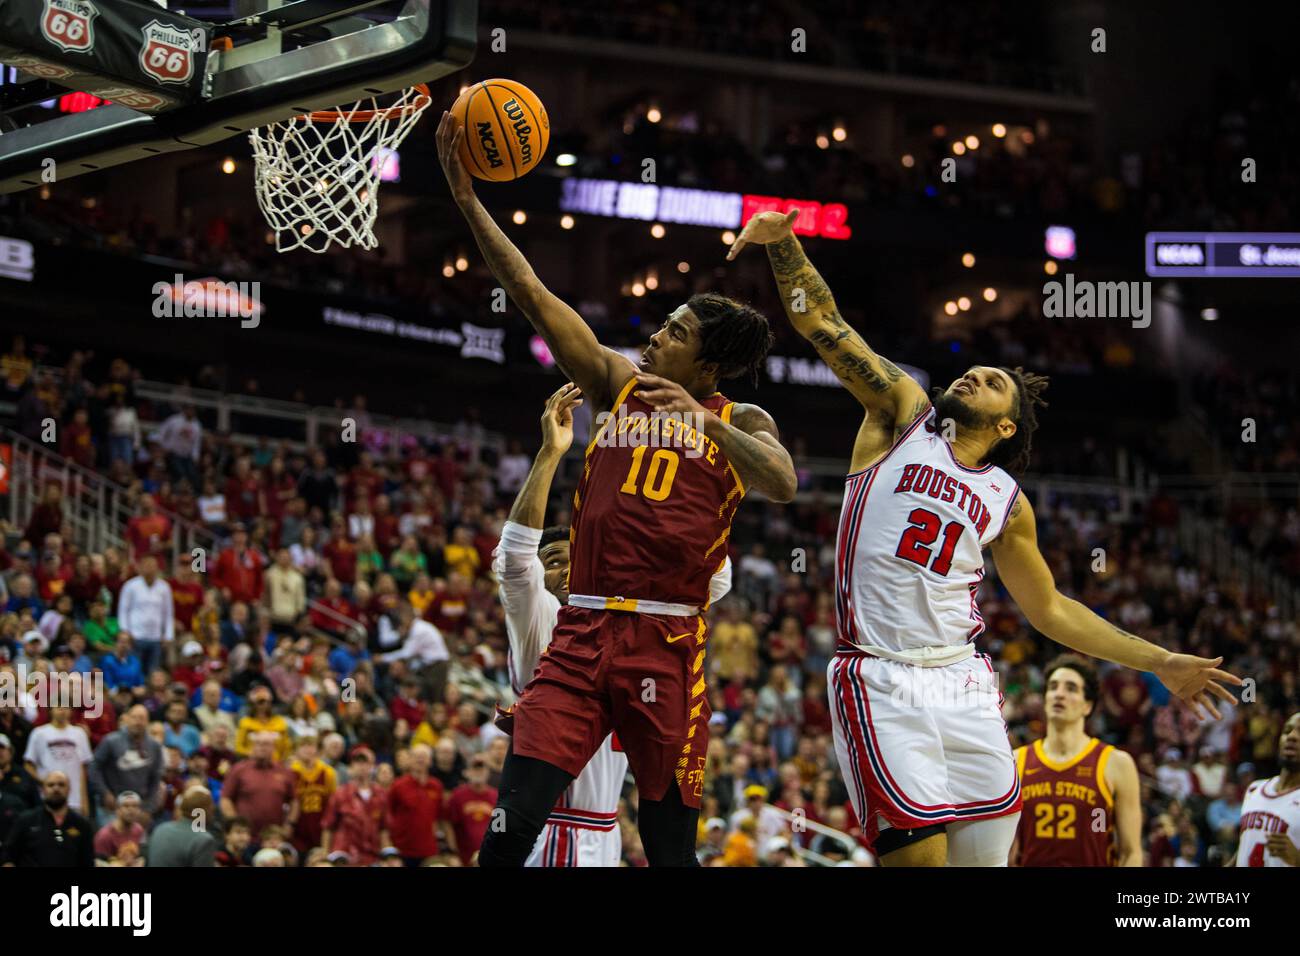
[0,0,1296,934]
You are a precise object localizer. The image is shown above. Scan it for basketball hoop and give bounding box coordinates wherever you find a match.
[249,84,431,254]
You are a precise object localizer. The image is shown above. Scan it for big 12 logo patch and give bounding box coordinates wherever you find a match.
[139,20,196,84]
[41,0,98,54]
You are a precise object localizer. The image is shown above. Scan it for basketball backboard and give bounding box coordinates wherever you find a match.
[0,0,476,193]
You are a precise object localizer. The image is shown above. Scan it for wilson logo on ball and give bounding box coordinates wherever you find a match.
[501,98,534,166]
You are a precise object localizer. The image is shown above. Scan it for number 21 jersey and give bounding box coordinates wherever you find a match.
[835,406,1019,654]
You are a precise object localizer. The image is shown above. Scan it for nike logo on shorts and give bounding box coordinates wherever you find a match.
[665,632,692,643]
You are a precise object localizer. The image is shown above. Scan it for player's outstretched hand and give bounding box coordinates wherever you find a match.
[1152,653,1242,720]
[634,373,707,417]
[436,110,474,203]
[726,209,800,261]
[541,382,582,455]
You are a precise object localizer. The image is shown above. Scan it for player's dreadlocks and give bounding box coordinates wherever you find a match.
[688,292,776,386]
[986,366,1049,475]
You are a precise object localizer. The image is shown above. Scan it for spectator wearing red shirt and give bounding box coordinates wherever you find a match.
[24,483,64,548]
[211,525,266,604]
[321,747,391,866]
[1102,667,1151,735]
[446,755,497,865]
[219,732,296,837]
[74,694,118,750]
[125,495,173,562]
[35,551,72,604]
[321,513,356,580]
[61,408,97,470]
[801,680,833,735]
[170,561,204,633]
[65,555,104,611]
[372,495,401,557]
[172,640,211,694]
[223,457,264,523]
[346,453,383,510]
[387,743,453,865]
[433,445,462,501]
[309,578,356,636]
[263,457,297,523]
[388,678,425,732]
[426,573,471,635]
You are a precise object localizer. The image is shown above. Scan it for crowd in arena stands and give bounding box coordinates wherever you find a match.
[1187,367,1300,586]
[0,340,1294,867]
[481,0,1073,92]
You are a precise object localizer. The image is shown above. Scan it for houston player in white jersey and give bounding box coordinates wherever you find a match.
[493,384,733,866]
[1235,711,1300,867]
[730,210,1240,867]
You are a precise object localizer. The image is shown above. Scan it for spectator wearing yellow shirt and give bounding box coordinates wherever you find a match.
[710,604,759,684]
[408,573,436,618]
[235,687,293,763]
[721,817,758,867]
[411,701,446,749]
[289,736,338,853]
[443,526,481,579]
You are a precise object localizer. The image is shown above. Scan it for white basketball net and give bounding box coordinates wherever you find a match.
[249,87,430,254]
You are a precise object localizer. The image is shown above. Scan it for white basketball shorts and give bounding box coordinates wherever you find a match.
[526,821,622,867]
[828,650,1022,851]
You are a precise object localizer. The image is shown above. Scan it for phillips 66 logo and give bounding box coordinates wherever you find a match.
[41,0,99,54]
[139,20,196,84]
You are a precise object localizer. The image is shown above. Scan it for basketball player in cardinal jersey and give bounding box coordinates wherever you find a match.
[1236,711,1300,867]
[439,115,797,867]
[1011,655,1141,866]
[730,210,1239,867]
[493,384,735,866]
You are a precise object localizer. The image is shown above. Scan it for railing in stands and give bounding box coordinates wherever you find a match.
[3,427,368,639]
[763,806,865,867]
[3,426,214,560]
[131,379,508,461]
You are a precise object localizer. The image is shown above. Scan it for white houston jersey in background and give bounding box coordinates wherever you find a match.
[494,521,625,866]
[1236,776,1300,867]
[835,407,1019,654]
[494,522,733,866]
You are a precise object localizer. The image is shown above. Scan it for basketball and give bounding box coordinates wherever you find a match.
[451,78,550,182]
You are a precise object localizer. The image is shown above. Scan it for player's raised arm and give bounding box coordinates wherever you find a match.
[990,491,1242,719]
[437,112,632,409]
[727,210,926,424]
[505,383,581,530]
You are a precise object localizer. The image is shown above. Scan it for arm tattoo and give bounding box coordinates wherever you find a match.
[894,397,929,439]
[715,406,795,502]
[1107,620,1142,642]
